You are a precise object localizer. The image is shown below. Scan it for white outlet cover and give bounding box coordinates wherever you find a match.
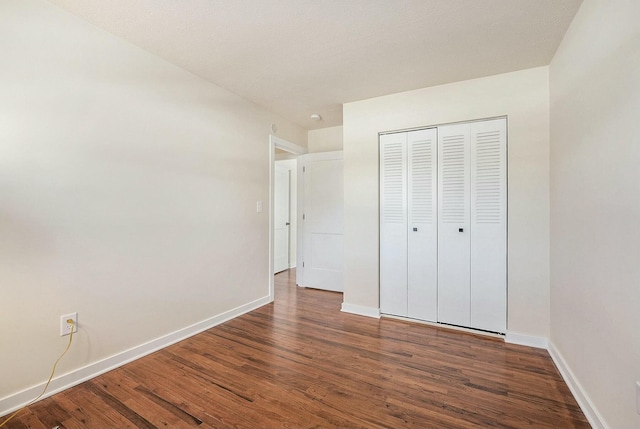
[60,312,78,336]
[256,201,263,213]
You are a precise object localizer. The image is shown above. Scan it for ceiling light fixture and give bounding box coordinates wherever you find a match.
[310,113,322,121]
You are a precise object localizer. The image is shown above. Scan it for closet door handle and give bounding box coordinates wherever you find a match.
[413,227,418,232]
[458,228,464,232]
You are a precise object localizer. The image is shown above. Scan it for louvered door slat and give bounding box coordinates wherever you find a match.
[382,142,405,223]
[473,129,503,224]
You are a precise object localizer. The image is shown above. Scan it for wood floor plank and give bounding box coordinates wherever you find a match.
[58,383,140,429]
[2,268,590,428]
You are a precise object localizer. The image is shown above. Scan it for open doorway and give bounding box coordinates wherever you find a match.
[268,135,306,301]
[274,158,296,274]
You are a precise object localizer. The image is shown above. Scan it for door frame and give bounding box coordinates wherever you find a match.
[269,135,307,301]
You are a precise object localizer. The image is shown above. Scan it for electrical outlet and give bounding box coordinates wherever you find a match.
[60,312,78,336]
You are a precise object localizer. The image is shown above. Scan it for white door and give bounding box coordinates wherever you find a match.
[407,128,438,322]
[437,118,507,333]
[298,151,344,292]
[380,119,506,333]
[379,128,438,320]
[470,119,507,332]
[437,123,471,327]
[274,165,290,274]
[380,132,408,316]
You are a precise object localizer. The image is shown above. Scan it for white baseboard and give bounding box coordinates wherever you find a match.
[0,295,272,417]
[548,342,607,429]
[340,302,381,319]
[2,299,605,429]
[505,331,549,349]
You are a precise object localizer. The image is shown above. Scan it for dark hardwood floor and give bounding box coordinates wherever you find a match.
[3,269,589,428]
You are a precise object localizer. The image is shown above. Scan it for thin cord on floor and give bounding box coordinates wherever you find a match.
[0,320,75,428]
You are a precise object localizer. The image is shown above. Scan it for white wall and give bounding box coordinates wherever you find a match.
[549,0,640,427]
[0,0,305,407]
[274,149,298,161]
[308,126,343,153]
[343,67,550,339]
[275,159,297,268]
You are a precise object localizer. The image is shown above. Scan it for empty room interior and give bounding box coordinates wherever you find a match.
[1,0,639,428]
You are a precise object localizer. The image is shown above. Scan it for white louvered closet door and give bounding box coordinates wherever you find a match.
[470,119,507,333]
[380,118,506,333]
[379,132,408,317]
[437,123,471,327]
[407,128,438,322]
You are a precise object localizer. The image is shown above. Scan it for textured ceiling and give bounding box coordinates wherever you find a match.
[47,0,582,130]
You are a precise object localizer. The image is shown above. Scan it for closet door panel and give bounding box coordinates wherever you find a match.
[380,133,408,316]
[407,128,438,322]
[437,123,471,327]
[470,119,507,333]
